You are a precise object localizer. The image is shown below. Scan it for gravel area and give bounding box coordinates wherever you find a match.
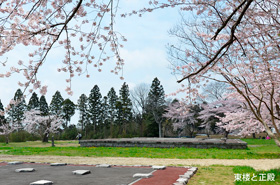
[1,155,280,170]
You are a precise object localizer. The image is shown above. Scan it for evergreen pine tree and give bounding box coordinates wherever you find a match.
[61,98,76,128]
[77,94,88,133]
[39,96,49,116]
[107,88,118,124]
[116,82,132,135]
[7,89,27,128]
[87,85,102,135]
[28,92,40,110]
[146,77,166,138]
[49,91,64,115]
[100,96,110,137]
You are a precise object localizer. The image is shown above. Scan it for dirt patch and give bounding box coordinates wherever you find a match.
[0,155,280,171]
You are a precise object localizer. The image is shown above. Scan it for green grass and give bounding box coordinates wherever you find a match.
[0,139,279,159]
[188,165,280,185]
[188,166,235,185]
[1,139,280,185]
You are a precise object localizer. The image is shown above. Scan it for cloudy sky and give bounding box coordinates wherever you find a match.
[0,1,184,124]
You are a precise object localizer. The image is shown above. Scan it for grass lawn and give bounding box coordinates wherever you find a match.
[188,165,280,185]
[0,139,279,184]
[0,139,279,159]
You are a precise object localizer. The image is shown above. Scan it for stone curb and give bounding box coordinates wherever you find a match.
[15,168,35,172]
[173,167,198,185]
[8,161,23,165]
[30,180,53,185]
[95,164,111,168]
[133,173,153,178]
[50,163,67,166]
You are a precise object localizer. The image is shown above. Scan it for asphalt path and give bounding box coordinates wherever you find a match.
[0,162,189,185]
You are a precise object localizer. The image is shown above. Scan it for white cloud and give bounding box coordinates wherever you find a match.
[121,47,167,71]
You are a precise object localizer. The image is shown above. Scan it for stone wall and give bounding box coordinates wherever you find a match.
[80,138,247,149]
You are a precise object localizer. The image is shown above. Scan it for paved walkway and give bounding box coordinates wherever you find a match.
[1,155,280,170]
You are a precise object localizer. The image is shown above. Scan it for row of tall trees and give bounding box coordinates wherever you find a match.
[2,79,250,143]
[2,89,75,129]
[77,78,167,138]
[0,78,169,141]
[0,89,73,143]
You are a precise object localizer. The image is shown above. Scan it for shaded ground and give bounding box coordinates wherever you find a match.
[1,155,280,170]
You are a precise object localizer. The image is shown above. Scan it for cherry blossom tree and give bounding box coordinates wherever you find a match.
[0,0,126,95]
[23,109,63,142]
[0,121,18,144]
[1,0,276,95]
[198,99,241,138]
[168,1,280,146]
[163,100,201,137]
[0,0,280,145]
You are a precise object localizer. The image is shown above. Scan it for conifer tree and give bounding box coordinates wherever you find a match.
[147,78,166,137]
[116,83,132,135]
[28,92,40,110]
[88,85,102,134]
[7,89,27,128]
[61,98,76,128]
[49,91,64,116]
[100,96,110,137]
[77,94,88,132]
[39,95,49,116]
[107,88,118,124]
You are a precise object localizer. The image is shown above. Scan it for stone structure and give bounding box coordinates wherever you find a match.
[72,170,91,175]
[50,163,67,166]
[15,168,35,172]
[30,180,53,185]
[133,173,153,178]
[80,138,247,149]
[8,161,23,165]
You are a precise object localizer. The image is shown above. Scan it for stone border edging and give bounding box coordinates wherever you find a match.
[174,167,198,185]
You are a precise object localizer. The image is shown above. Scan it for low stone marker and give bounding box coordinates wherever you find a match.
[176,177,188,184]
[8,161,23,165]
[72,170,91,175]
[96,164,111,168]
[173,183,185,185]
[133,173,153,178]
[180,174,191,179]
[152,165,166,170]
[188,167,198,173]
[15,168,35,172]
[30,180,53,185]
[50,163,67,166]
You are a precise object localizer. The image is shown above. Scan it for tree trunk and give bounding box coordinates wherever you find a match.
[225,131,229,139]
[140,118,144,137]
[263,122,280,147]
[42,133,49,143]
[5,135,9,144]
[158,121,162,138]
[51,136,55,147]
